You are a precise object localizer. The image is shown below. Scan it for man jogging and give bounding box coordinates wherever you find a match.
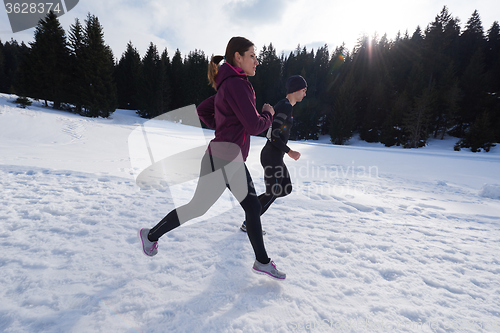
[241,75,307,233]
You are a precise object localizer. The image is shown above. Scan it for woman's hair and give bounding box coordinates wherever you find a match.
[208,36,254,90]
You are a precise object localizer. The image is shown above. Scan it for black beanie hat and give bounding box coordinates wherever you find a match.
[286,75,307,94]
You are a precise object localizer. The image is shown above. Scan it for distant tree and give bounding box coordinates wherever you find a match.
[329,68,356,145]
[421,6,461,141]
[137,43,163,118]
[287,46,319,140]
[403,88,434,148]
[67,18,85,113]
[326,44,350,142]
[430,62,460,139]
[252,43,283,112]
[4,40,30,94]
[411,26,424,43]
[15,96,32,108]
[439,64,462,139]
[159,48,171,113]
[381,91,409,147]
[485,21,500,93]
[484,21,500,142]
[349,35,386,142]
[183,49,210,106]
[20,11,70,109]
[169,49,184,110]
[455,111,496,152]
[382,28,420,147]
[312,44,331,135]
[458,49,487,135]
[115,42,141,110]
[0,41,4,91]
[460,10,485,73]
[79,13,117,117]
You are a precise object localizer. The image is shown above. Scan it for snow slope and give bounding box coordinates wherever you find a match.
[1,93,500,333]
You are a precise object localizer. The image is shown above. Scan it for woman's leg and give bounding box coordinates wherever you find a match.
[148,153,228,241]
[236,166,270,264]
[237,165,286,279]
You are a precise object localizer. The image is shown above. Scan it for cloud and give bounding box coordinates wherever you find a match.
[226,0,289,23]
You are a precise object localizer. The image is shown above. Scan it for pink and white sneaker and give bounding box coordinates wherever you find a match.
[252,259,286,280]
[138,228,158,257]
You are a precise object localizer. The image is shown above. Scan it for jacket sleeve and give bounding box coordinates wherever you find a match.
[196,95,216,129]
[225,78,272,135]
[268,108,291,153]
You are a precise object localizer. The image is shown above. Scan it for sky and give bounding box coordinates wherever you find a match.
[1,0,499,60]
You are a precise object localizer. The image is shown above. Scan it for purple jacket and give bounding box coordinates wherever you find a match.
[197,63,272,162]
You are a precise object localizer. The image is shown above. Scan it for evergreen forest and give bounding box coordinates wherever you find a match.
[1,6,499,151]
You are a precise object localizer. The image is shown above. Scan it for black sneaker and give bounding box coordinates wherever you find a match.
[240,221,266,235]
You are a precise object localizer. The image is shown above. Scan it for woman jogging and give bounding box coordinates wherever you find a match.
[240,75,307,233]
[139,37,286,280]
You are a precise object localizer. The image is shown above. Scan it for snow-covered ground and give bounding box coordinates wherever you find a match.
[1,93,500,333]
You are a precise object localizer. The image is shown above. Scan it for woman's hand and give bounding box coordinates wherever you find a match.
[262,103,275,116]
[287,150,301,161]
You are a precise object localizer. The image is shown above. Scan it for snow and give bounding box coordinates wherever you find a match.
[479,184,500,200]
[1,93,500,332]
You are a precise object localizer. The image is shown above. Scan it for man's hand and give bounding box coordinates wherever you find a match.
[287,150,301,161]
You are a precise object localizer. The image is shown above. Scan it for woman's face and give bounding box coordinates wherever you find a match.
[234,46,258,76]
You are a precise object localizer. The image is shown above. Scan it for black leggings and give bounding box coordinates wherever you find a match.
[148,153,270,264]
[258,145,292,216]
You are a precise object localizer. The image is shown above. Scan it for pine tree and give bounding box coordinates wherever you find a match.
[79,13,117,117]
[421,7,461,140]
[137,43,163,118]
[484,22,500,142]
[159,48,171,113]
[381,91,409,147]
[485,22,500,93]
[456,111,496,152]
[325,44,349,141]
[67,18,85,113]
[0,41,4,92]
[460,10,485,73]
[252,43,283,111]
[183,49,210,106]
[169,49,184,110]
[287,46,319,140]
[440,64,461,139]
[5,40,30,95]
[459,48,487,135]
[313,44,331,135]
[115,42,141,110]
[329,68,356,145]
[403,88,434,148]
[22,11,70,109]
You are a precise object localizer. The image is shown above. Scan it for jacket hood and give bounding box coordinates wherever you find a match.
[216,63,247,90]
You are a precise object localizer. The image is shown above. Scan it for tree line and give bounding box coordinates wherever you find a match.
[0,6,499,151]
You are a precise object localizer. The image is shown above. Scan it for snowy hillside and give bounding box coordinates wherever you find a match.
[1,93,500,333]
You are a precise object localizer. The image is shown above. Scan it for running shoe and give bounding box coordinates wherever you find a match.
[252,259,286,280]
[240,221,266,235]
[138,228,158,257]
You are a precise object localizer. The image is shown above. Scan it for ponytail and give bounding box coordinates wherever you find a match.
[208,55,224,90]
[207,37,254,91]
